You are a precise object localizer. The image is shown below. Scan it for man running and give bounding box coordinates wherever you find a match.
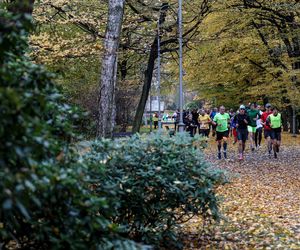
[261,103,273,156]
[234,105,250,160]
[192,109,199,135]
[185,114,198,137]
[267,107,282,159]
[212,106,230,159]
[210,107,218,137]
[153,113,159,129]
[230,111,238,145]
[255,105,263,149]
[198,109,211,137]
[205,109,212,137]
[247,103,260,151]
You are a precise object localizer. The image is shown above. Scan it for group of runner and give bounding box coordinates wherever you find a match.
[212,103,282,160]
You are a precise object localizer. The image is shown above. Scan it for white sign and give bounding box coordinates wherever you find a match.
[146,99,164,112]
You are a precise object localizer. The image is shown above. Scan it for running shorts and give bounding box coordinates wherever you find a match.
[233,128,238,138]
[264,129,272,138]
[200,129,210,137]
[270,128,281,141]
[247,126,256,133]
[216,130,229,141]
[237,128,248,142]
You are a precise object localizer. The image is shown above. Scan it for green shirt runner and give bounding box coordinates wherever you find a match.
[213,113,230,132]
[269,113,282,129]
[247,109,260,127]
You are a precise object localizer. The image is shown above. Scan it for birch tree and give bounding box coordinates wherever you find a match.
[96,0,125,138]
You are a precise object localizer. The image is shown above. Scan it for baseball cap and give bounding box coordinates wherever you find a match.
[265,103,271,108]
[239,105,246,110]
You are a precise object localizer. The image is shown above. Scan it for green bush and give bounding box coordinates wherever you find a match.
[0,11,144,250]
[85,133,225,249]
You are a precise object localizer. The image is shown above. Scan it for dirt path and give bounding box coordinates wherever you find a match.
[183,134,300,249]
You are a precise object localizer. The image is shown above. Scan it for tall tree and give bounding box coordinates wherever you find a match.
[96,0,125,138]
[233,0,300,133]
[131,0,213,133]
[182,0,300,132]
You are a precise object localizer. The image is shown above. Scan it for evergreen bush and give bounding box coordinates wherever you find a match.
[85,133,225,248]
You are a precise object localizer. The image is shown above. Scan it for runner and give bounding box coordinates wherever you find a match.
[261,103,273,157]
[230,111,238,145]
[229,108,235,137]
[234,105,250,160]
[173,109,180,132]
[255,105,263,149]
[212,106,230,159]
[210,107,218,137]
[247,103,260,151]
[192,109,199,135]
[198,109,211,137]
[267,107,282,159]
[153,113,158,129]
[205,109,212,137]
[185,114,198,137]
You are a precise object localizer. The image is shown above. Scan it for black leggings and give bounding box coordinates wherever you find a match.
[255,127,262,147]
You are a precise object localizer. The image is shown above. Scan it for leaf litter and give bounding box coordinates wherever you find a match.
[182,133,300,249]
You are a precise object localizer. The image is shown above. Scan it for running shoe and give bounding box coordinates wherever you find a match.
[268,146,272,154]
[238,153,243,161]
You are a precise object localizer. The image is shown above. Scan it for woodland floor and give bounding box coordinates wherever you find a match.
[183,133,300,250]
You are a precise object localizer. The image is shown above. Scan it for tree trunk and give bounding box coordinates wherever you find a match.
[289,105,299,134]
[290,74,300,135]
[282,110,289,132]
[132,38,157,133]
[131,4,171,133]
[96,0,125,138]
[7,0,35,15]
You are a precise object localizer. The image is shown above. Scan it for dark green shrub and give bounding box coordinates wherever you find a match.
[0,11,145,250]
[85,133,225,249]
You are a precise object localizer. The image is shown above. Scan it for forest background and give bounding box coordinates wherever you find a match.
[20,0,300,135]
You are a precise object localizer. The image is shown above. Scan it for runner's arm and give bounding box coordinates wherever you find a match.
[227,115,231,128]
[246,115,250,124]
[261,114,266,126]
[212,116,217,126]
[206,116,211,124]
[266,116,272,127]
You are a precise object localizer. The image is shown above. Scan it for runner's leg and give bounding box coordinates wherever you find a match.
[248,126,254,151]
[217,140,222,159]
[238,140,243,160]
[249,132,254,150]
[276,130,281,153]
[273,138,277,158]
[266,131,272,155]
[205,129,209,137]
[258,128,262,147]
[268,136,272,154]
[255,130,258,148]
[223,136,228,159]
[233,128,238,144]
